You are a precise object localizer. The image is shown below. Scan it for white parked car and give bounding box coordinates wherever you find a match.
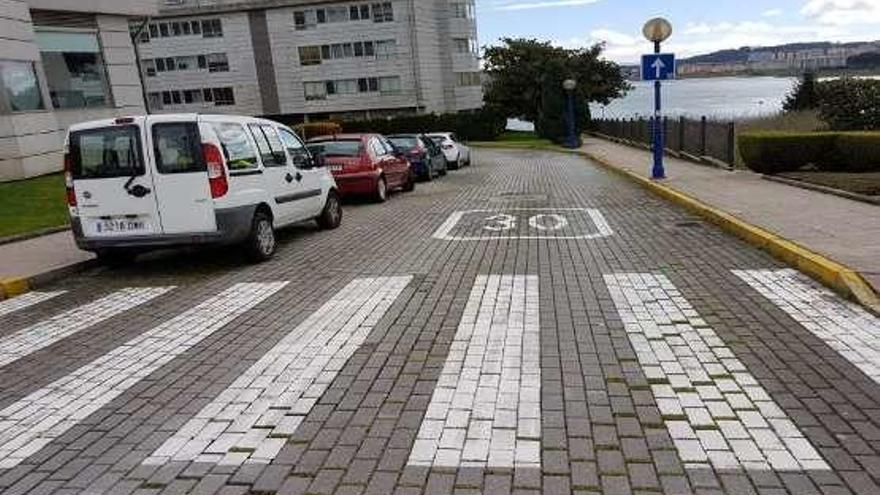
[64,114,341,263]
[426,133,471,169]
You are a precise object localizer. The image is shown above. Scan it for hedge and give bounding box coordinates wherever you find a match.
[834,133,880,172]
[339,109,506,142]
[738,131,880,174]
[738,132,838,174]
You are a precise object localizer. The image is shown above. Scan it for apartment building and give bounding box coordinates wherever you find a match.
[138,0,483,121]
[0,0,155,181]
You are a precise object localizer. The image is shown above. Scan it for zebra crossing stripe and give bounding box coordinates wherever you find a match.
[0,287,174,369]
[604,273,830,471]
[0,282,287,469]
[734,269,880,384]
[142,276,411,466]
[0,291,66,318]
[408,275,540,468]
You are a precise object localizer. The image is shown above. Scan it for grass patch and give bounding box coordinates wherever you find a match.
[0,174,69,239]
[778,171,880,196]
[471,131,558,150]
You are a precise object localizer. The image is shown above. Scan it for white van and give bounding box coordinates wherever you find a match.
[64,114,341,263]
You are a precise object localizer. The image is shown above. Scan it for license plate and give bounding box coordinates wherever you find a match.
[95,218,146,234]
[330,164,343,172]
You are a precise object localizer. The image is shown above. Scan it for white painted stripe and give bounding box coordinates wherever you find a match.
[0,287,174,369]
[604,273,830,472]
[432,208,613,241]
[0,291,66,318]
[142,276,411,466]
[0,282,287,469]
[408,275,540,468]
[734,269,880,384]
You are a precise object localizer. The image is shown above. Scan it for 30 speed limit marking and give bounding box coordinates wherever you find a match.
[432,208,613,241]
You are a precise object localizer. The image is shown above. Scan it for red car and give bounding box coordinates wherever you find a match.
[306,134,414,202]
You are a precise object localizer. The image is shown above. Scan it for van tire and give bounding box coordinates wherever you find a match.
[317,191,342,230]
[374,177,388,203]
[95,249,136,266]
[245,212,276,262]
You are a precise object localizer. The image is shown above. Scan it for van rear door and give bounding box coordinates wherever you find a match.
[69,120,163,238]
[145,117,217,234]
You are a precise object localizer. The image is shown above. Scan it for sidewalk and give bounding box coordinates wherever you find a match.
[0,231,93,297]
[582,138,880,296]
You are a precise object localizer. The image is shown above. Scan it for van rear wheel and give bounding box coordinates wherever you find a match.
[245,211,276,262]
[317,191,342,230]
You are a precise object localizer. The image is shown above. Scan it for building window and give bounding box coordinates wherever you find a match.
[155,58,166,72]
[304,81,327,100]
[213,87,235,105]
[143,59,157,77]
[159,23,169,37]
[358,77,379,92]
[456,71,481,87]
[294,10,318,30]
[336,79,358,94]
[206,53,229,72]
[316,9,326,23]
[454,37,478,55]
[327,6,349,22]
[375,40,396,58]
[379,76,401,93]
[451,1,475,19]
[35,31,112,109]
[202,19,223,38]
[191,20,201,34]
[149,24,159,38]
[298,46,321,66]
[372,2,394,22]
[0,60,44,112]
[171,22,182,36]
[147,92,162,110]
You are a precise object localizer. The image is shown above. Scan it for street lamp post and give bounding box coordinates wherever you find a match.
[643,18,673,180]
[562,79,578,149]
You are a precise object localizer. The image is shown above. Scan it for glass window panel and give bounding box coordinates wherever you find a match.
[69,126,143,179]
[153,123,205,174]
[35,31,111,109]
[212,123,258,170]
[0,60,44,112]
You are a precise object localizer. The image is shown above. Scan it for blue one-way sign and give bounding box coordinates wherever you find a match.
[641,53,676,81]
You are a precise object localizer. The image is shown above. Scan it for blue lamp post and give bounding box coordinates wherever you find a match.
[562,79,578,149]
[642,18,673,179]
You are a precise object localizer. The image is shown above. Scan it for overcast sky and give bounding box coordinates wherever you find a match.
[477,0,880,63]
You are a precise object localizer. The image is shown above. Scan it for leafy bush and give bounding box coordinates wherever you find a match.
[834,133,880,172]
[293,122,342,140]
[738,132,837,174]
[338,108,506,141]
[815,78,880,131]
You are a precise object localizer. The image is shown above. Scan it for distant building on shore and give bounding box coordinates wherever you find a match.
[678,40,880,77]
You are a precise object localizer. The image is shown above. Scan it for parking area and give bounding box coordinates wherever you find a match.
[1,148,880,495]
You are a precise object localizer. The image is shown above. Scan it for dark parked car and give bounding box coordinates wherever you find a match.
[307,134,414,202]
[387,134,447,181]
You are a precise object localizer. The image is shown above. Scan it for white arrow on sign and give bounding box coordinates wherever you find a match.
[651,57,666,79]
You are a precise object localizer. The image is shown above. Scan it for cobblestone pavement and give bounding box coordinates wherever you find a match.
[1,149,879,495]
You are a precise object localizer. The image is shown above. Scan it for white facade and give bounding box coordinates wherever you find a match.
[139,0,482,120]
[0,0,155,182]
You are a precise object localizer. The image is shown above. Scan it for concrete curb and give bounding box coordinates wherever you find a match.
[762,175,880,207]
[0,259,97,302]
[580,148,880,316]
[0,225,71,247]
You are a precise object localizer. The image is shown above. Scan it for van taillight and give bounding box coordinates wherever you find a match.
[63,153,77,207]
[203,143,228,199]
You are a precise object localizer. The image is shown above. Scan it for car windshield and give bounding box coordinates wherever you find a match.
[307,140,362,157]
[69,126,144,179]
[388,137,419,149]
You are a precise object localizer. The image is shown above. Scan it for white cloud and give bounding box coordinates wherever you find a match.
[762,8,783,17]
[491,0,601,11]
[802,0,880,25]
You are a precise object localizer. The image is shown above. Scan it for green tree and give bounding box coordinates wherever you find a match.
[483,38,629,143]
[783,72,819,112]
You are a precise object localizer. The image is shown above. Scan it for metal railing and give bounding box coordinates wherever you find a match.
[592,117,737,167]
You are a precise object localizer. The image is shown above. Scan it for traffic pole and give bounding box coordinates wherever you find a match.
[652,40,666,180]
